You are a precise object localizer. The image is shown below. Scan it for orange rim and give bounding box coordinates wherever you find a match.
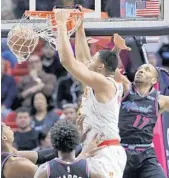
[24,10,83,18]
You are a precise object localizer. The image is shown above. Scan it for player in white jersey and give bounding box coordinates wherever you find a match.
[54,9,130,178]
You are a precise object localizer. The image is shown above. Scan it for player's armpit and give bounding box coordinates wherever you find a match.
[34,163,48,178]
[114,68,131,93]
[159,95,169,113]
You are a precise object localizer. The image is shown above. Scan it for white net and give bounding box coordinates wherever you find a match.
[7,10,83,63]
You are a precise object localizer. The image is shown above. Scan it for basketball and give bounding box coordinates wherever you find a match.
[7,26,39,58]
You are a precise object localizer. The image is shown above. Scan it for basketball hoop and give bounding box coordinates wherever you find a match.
[7,8,83,63]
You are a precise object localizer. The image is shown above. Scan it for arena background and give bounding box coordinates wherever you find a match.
[1,0,169,177]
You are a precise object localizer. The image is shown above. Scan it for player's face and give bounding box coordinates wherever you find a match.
[87,52,103,72]
[16,112,31,129]
[1,123,14,144]
[134,64,157,85]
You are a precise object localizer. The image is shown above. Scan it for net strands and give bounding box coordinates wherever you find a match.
[7,10,83,62]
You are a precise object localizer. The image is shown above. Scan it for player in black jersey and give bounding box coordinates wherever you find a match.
[1,121,104,178]
[114,34,169,178]
[1,122,37,178]
[34,120,105,178]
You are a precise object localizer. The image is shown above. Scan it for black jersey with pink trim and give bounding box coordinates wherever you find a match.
[119,84,159,144]
[47,158,90,178]
[1,152,17,178]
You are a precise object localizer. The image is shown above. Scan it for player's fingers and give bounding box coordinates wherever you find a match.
[96,145,106,150]
[84,127,92,135]
[79,114,85,122]
[81,127,91,142]
[77,5,83,11]
[90,146,106,157]
[79,115,85,128]
[113,34,118,42]
[76,117,80,126]
[62,9,70,17]
[114,33,119,37]
[92,133,99,143]
[53,9,60,13]
[125,46,132,51]
[114,33,123,40]
[76,114,85,126]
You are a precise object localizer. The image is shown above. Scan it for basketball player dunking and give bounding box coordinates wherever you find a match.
[53,9,131,178]
[34,120,105,178]
[113,35,169,178]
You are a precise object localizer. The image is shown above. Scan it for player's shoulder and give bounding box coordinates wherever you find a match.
[9,156,36,169]
[7,155,26,164]
[4,156,37,178]
[34,163,48,178]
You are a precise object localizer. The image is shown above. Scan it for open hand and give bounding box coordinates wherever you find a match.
[80,133,106,158]
[76,114,92,143]
[114,33,131,51]
[76,114,85,132]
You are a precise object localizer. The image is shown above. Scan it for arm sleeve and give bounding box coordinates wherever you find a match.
[36,145,82,164]
[36,148,58,165]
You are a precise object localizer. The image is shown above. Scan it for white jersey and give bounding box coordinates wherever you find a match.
[80,78,123,147]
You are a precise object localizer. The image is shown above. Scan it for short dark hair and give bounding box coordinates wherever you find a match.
[38,131,48,144]
[30,92,54,115]
[62,103,77,110]
[98,50,118,72]
[50,120,80,153]
[16,107,30,115]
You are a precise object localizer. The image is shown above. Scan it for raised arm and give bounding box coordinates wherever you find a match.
[159,95,169,113]
[112,34,131,93]
[75,18,91,65]
[54,10,110,92]
[114,68,131,93]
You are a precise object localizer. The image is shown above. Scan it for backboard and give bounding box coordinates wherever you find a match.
[1,0,169,37]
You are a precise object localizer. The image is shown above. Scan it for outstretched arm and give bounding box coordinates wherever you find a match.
[159,95,169,113]
[75,19,91,65]
[54,10,110,92]
[112,34,131,93]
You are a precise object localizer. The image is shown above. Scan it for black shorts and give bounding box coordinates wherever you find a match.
[123,147,167,178]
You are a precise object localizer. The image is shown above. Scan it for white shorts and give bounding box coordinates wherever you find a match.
[87,145,127,178]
